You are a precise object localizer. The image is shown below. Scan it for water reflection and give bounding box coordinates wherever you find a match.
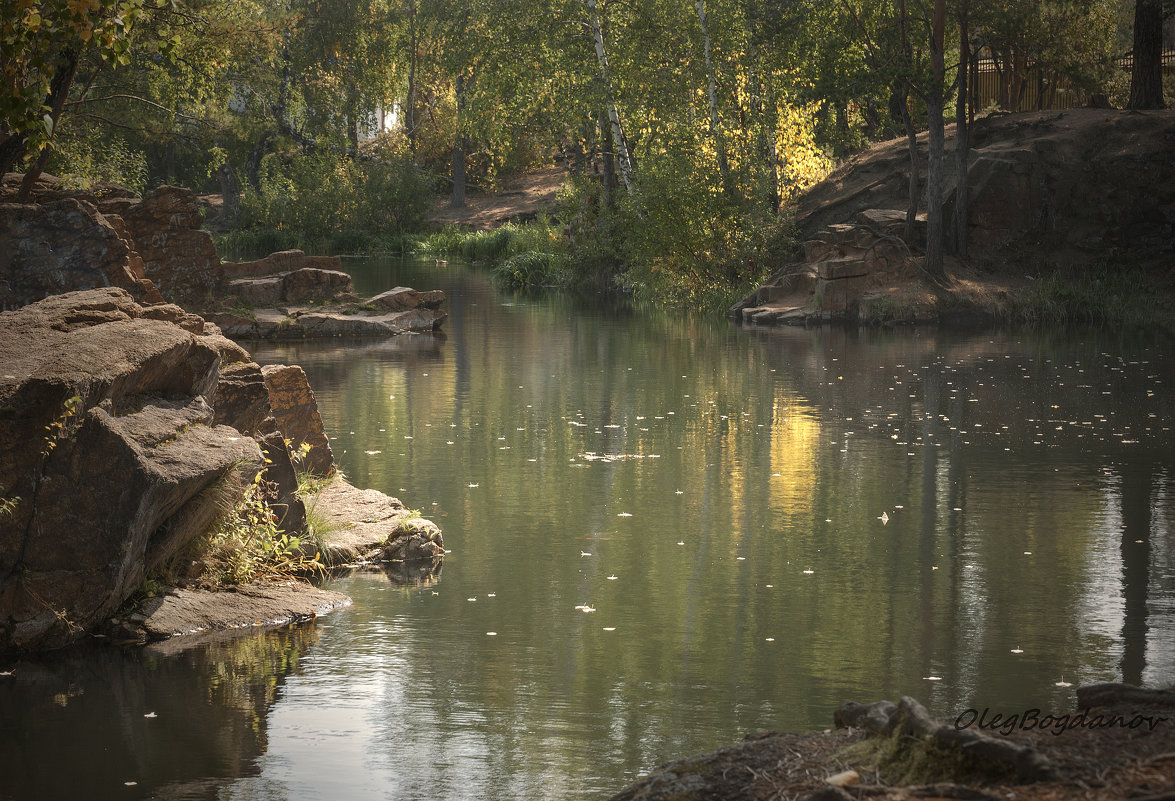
[232,258,1174,798]
[6,258,1170,800]
[0,625,316,800]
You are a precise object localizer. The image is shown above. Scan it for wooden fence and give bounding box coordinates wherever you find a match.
[972,50,1175,111]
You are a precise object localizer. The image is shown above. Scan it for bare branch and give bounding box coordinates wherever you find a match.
[65,94,210,125]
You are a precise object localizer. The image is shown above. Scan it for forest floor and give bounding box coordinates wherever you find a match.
[426,164,567,230]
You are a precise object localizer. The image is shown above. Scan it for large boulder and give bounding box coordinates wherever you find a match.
[0,288,264,653]
[120,185,223,302]
[0,198,162,310]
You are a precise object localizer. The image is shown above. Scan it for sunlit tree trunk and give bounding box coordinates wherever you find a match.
[405,0,418,153]
[598,107,616,210]
[1128,0,1166,109]
[697,0,732,197]
[587,0,634,193]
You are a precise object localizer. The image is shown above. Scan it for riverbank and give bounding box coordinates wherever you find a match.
[732,109,1175,330]
[607,687,1175,801]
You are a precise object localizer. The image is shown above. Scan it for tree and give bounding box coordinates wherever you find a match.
[0,0,144,183]
[1128,0,1166,109]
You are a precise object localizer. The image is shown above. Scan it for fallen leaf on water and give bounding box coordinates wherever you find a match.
[923,676,943,681]
[143,712,157,718]
[364,450,382,455]
[879,512,889,524]
[1055,676,1072,687]
[1011,647,1024,654]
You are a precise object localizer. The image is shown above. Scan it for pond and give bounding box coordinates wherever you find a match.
[2,257,1173,800]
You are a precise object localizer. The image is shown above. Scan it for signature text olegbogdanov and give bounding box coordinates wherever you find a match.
[955,707,1169,737]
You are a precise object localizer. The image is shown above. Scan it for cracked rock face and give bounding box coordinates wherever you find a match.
[0,288,263,653]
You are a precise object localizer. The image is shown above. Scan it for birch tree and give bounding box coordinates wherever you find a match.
[587,0,635,193]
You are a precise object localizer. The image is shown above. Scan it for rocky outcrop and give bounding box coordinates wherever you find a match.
[731,208,930,325]
[368,286,447,311]
[0,287,440,654]
[0,175,448,338]
[228,267,356,306]
[734,109,1175,326]
[118,185,224,302]
[0,288,263,652]
[0,197,163,310]
[260,364,334,476]
[204,299,447,339]
[126,582,352,640]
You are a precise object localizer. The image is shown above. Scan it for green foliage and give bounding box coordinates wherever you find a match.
[236,150,431,251]
[202,470,321,584]
[494,251,571,289]
[47,132,149,195]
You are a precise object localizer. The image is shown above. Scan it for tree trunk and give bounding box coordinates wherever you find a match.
[952,3,970,259]
[898,84,919,244]
[924,0,947,279]
[1128,0,1166,109]
[406,0,418,152]
[587,0,634,193]
[751,49,780,215]
[17,47,81,201]
[219,163,241,220]
[697,0,732,197]
[451,72,467,208]
[598,107,616,210]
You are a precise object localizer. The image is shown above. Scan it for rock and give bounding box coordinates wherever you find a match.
[368,286,447,311]
[131,582,351,640]
[227,275,284,306]
[261,364,334,476]
[0,198,162,310]
[121,185,223,302]
[380,517,445,562]
[255,431,307,537]
[206,304,447,339]
[220,250,343,280]
[213,362,272,435]
[0,288,265,653]
[306,479,443,569]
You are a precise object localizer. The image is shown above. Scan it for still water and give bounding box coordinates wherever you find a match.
[2,257,1173,800]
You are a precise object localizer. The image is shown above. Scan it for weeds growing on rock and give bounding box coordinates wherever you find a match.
[201,470,322,584]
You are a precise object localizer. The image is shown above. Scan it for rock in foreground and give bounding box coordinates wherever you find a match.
[124,582,351,640]
[0,289,262,651]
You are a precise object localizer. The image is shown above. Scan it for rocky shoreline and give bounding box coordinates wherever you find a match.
[0,173,450,656]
